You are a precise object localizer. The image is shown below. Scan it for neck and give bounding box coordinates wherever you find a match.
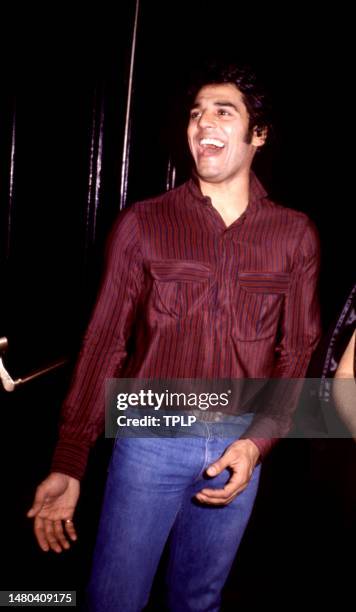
[198,173,251,218]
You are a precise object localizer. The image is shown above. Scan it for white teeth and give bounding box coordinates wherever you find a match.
[199,138,225,148]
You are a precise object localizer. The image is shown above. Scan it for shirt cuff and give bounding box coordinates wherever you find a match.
[51,439,91,481]
[243,436,278,461]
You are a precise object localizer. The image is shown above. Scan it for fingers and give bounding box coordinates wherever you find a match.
[27,486,47,518]
[34,516,77,553]
[53,520,71,551]
[206,459,226,477]
[196,449,252,505]
[44,519,63,553]
[28,475,80,552]
[34,516,50,552]
[205,446,238,478]
[64,519,78,542]
[196,474,248,505]
[27,505,40,518]
[196,491,237,505]
[206,440,260,479]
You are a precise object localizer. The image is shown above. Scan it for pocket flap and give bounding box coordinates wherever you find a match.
[149,260,213,282]
[238,271,290,293]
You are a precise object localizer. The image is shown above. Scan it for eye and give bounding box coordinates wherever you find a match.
[189,110,200,120]
[217,108,230,116]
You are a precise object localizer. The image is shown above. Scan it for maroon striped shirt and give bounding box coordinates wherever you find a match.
[51,173,321,479]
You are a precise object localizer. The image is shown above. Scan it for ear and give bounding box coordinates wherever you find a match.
[251,126,268,148]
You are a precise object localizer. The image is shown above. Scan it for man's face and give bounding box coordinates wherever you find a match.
[187,83,264,184]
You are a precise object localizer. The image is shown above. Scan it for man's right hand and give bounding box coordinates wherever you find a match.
[27,472,80,553]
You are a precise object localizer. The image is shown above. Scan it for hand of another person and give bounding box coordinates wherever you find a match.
[195,439,260,506]
[27,472,80,553]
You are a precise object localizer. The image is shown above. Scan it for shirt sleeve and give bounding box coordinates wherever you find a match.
[241,217,322,459]
[51,206,144,479]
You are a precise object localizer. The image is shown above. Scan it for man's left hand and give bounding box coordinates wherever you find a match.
[195,439,260,506]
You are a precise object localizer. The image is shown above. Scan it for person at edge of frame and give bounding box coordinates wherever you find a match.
[27,61,321,612]
[332,283,356,435]
[298,282,356,588]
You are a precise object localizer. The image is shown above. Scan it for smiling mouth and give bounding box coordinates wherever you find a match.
[198,137,225,157]
[199,138,225,148]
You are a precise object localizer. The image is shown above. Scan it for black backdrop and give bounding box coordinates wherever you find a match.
[0,1,354,609]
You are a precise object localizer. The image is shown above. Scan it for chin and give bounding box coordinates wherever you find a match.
[197,171,224,181]
[196,165,220,178]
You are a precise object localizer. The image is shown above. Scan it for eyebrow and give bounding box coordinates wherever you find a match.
[191,101,239,112]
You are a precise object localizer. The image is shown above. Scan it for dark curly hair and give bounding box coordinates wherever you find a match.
[186,61,272,142]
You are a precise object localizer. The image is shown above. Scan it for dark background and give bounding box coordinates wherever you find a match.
[1,1,354,609]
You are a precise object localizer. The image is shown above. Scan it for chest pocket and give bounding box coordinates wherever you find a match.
[237,271,291,340]
[149,260,213,319]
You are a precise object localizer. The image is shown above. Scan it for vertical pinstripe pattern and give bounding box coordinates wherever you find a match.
[52,173,321,478]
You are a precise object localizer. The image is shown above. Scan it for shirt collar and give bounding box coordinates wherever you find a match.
[186,171,267,214]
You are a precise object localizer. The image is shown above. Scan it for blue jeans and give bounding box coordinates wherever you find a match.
[87,415,261,611]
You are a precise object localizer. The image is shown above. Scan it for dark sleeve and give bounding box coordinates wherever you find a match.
[242,218,322,459]
[51,207,144,479]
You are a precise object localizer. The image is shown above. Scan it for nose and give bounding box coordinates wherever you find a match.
[198,110,216,129]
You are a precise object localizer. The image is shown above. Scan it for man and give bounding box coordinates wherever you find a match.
[28,63,321,611]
